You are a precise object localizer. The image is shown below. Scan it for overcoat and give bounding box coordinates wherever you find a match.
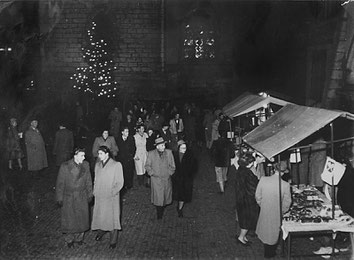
[56,160,92,233]
[92,136,118,158]
[25,127,48,171]
[145,149,175,206]
[211,137,234,167]
[6,125,24,160]
[172,150,197,202]
[255,174,292,245]
[53,128,74,166]
[116,135,136,188]
[133,132,148,175]
[92,158,124,231]
[234,165,259,230]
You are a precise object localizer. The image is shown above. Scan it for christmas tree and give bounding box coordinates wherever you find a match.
[71,21,119,98]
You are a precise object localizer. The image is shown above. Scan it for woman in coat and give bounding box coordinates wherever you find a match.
[92,146,124,249]
[6,118,24,170]
[134,124,148,186]
[255,161,292,258]
[145,137,176,219]
[92,130,119,160]
[172,140,197,217]
[235,153,259,246]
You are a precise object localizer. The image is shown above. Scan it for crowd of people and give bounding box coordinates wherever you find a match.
[4,99,353,258]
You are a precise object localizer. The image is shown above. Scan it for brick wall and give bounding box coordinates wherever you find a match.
[39,0,166,102]
[38,0,237,106]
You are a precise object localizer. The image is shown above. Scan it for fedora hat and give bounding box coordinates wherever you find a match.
[155,137,166,146]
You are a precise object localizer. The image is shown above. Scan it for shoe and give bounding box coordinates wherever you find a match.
[109,243,117,249]
[217,191,224,195]
[236,238,249,247]
[67,241,75,248]
[177,209,183,218]
[95,233,104,241]
[76,241,84,246]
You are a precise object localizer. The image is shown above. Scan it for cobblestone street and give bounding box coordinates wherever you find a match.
[0,147,352,259]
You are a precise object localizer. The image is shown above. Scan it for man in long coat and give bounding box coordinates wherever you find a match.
[25,119,48,176]
[56,148,92,248]
[92,145,124,249]
[53,123,74,166]
[255,161,292,258]
[145,137,175,219]
[116,126,136,189]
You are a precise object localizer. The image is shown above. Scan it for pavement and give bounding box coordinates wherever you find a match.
[0,145,353,259]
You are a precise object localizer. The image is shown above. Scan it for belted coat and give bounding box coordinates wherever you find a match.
[145,149,175,206]
[92,158,124,231]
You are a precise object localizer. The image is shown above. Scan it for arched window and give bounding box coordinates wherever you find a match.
[183,1,216,60]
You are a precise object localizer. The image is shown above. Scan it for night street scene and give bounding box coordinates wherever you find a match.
[1,0,354,259]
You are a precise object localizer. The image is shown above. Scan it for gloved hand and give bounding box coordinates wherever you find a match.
[57,201,63,207]
[87,196,93,203]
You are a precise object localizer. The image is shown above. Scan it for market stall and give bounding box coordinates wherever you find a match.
[222,92,292,150]
[242,103,354,258]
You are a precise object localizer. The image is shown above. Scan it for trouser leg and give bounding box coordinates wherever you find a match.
[156,206,164,219]
[264,243,277,258]
[109,229,118,245]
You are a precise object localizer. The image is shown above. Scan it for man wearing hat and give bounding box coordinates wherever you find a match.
[145,137,176,219]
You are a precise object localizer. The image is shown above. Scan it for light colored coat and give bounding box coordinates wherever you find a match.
[169,118,184,135]
[92,136,119,158]
[91,158,124,231]
[145,149,175,206]
[255,174,292,245]
[134,132,148,175]
[25,127,48,171]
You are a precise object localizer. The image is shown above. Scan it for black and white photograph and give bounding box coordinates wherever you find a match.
[1,0,354,259]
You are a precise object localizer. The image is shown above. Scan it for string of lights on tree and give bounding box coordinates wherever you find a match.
[71,21,119,98]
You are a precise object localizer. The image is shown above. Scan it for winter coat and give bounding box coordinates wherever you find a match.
[234,165,259,230]
[92,158,124,231]
[53,128,74,166]
[145,149,175,206]
[108,109,122,139]
[169,118,184,135]
[92,136,119,158]
[25,127,48,171]
[172,150,197,202]
[211,137,234,167]
[56,160,92,233]
[6,125,24,160]
[134,132,148,175]
[255,174,292,245]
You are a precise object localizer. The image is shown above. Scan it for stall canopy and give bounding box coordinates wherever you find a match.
[222,92,292,118]
[243,104,354,159]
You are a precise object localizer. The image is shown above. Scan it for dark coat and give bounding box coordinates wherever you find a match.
[337,165,354,218]
[172,150,197,202]
[6,125,24,160]
[25,127,48,171]
[159,129,173,149]
[56,160,92,233]
[234,165,259,230]
[53,128,74,166]
[211,137,234,167]
[116,135,136,188]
